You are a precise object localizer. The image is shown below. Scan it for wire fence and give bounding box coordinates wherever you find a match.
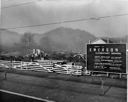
[0,60,127,79]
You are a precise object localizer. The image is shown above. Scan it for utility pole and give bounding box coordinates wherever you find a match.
[0,0,2,55]
[0,0,7,80]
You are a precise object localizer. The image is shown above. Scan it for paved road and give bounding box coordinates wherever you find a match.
[0,72,127,102]
[0,90,55,102]
[0,91,45,102]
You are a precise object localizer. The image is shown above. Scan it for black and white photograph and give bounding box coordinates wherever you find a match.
[0,0,127,102]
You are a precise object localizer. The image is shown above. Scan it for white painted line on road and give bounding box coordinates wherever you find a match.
[0,89,55,102]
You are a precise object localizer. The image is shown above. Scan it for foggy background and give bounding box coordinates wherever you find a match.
[0,0,128,55]
[1,0,128,37]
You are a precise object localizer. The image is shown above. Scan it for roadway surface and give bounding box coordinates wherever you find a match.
[0,91,51,102]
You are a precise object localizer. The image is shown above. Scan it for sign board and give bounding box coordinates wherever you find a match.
[87,44,126,73]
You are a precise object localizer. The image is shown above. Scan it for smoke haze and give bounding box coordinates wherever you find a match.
[1,0,128,37]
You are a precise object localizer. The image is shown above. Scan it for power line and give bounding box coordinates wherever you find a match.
[2,18,91,29]
[2,13,128,30]
[1,1,35,9]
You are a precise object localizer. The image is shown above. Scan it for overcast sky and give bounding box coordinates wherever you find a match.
[1,0,128,37]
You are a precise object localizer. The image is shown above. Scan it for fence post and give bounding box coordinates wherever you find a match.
[4,71,7,80]
[100,77,105,95]
[107,72,109,77]
[119,73,122,78]
[11,61,13,68]
[21,61,22,70]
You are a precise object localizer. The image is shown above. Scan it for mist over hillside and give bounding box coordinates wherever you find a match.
[0,27,96,53]
[39,27,96,53]
[0,29,21,47]
[0,27,128,55]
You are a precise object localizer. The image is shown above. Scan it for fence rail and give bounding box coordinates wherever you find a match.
[90,71,127,79]
[0,60,127,78]
[0,60,82,76]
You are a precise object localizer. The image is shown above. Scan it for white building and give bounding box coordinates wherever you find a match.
[90,38,111,44]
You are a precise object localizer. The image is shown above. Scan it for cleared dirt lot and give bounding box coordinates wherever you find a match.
[0,71,127,102]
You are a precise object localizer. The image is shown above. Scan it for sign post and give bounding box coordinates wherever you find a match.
[100,77,106,95]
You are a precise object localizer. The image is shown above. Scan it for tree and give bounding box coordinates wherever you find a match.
[20,32,36,55]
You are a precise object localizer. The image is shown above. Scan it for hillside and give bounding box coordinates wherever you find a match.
[1,27,128,54]
[0,29,21,47]
[39,27,97,53]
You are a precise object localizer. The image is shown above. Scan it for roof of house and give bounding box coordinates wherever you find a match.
[91,38,116,44]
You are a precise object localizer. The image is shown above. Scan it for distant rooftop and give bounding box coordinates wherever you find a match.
[90,37,125,44]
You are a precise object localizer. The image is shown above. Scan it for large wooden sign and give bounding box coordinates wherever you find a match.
[87,44,126,73]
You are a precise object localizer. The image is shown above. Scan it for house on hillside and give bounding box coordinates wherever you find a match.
[89,38,128,54]
[90,38,114,44]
